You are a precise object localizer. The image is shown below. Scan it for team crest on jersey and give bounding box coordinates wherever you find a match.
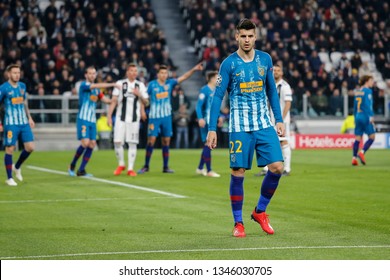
[216,74,222,87]
[20,88,25,94]
[231,154,236,163]
[164,85,169,91]
[258,66,266,76]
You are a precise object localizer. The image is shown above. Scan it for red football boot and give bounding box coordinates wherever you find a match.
[251,209,274,235]
[232,222,246,238]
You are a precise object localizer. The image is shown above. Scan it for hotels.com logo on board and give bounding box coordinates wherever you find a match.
[295,134,356,149]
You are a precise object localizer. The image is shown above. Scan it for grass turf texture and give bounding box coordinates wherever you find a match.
[0,149,389,260]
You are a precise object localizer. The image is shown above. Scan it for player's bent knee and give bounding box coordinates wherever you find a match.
[268,162,284,174]
[24,142,35,152]
[89,141,97,149]
[231,168,245,177]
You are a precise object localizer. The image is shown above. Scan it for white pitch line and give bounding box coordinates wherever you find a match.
[27,165,186,198]
[2,245,389,260]
[0,197,170,204]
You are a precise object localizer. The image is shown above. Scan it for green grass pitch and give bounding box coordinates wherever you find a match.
[0,149,389,260]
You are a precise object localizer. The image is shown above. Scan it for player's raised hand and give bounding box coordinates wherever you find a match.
[194,62,204,71]
[206,131,217,150]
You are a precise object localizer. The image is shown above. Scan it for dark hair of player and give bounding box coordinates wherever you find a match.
[158,64,168,72]
[236,18,256,31]
[206,71,218,82]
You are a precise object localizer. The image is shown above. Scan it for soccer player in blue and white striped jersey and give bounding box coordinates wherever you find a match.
[138,63,203,174]
[352,75,375,166]
[195,71,221,177]
[207,19,285,238]
[68,66,119,177]
[0,64,35,186]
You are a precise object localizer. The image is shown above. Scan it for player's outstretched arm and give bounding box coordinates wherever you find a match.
[100,95,112,104]
[177,62,203,84]
[90,83,121,90]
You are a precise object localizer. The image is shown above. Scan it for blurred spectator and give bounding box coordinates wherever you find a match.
[350,52,362,70]
[347,68,359,90]
[189,110,201,148]
[174,104,190,149]
[310,89,329,116]
[358,61,371,77]
[129,12,144,29]
[30,83,47,123]
[329,88,343,116]
[96,112,112,150]
[171,85,190,112]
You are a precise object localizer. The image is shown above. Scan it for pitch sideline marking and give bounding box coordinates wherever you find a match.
[0,197,172,204]
[27,165,187,198]
[2,245,389,260]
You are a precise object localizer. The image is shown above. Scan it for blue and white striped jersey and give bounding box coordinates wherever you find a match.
[147,79,178,119]
[354,87,373,119]
[196,84,214,124]
[209,50,282,132]
[0,81,29,125]
[78,81,102,123]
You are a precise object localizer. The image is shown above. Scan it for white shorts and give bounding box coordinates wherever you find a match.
[278,122,290,142]
[113,121,140,144]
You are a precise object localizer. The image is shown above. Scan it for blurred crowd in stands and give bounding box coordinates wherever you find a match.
[0,0,178,96]
[0,0,390,147]
[181,0,390,116]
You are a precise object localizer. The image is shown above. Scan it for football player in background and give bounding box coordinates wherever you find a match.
[195,70,221,177]
[107,63,149,176]
[68,66,119,177]
[137,63,203,174]
[352,75,375,166]
[0,64,35,186]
